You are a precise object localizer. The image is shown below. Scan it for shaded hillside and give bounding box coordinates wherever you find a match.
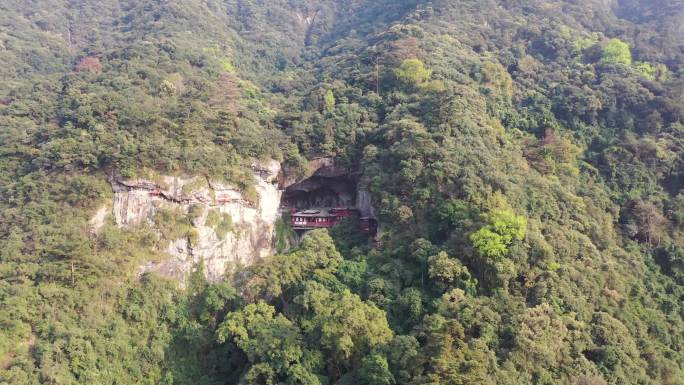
[1,1,684,384]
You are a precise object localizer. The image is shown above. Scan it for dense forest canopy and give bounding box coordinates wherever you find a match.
[1,0,684,384]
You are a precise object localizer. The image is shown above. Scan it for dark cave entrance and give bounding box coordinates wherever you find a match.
[280,170,377,235]
[281,175,357,210]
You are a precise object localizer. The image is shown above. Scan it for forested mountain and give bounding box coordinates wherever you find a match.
[1,1,684,384]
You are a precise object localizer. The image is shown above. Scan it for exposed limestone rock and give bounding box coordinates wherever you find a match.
[278,156,338,188]
[103,160,282,285]
[311,160,349,179]
[252,159,281,184]
[355,189,376,218]
[112,187,160,227]
[91,156,379,285]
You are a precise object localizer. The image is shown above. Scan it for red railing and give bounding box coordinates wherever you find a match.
[290,217,336,228]
[290,214,377,235]
[329,208,355,218]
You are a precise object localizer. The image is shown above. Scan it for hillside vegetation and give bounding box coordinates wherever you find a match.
[1,1,684,384]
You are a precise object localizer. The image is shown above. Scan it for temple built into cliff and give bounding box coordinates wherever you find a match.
[280,159,377,236]
[286,206,377,235]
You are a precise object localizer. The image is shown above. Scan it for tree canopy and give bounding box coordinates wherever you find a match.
[601,38,633,65]
[1,1,684,384]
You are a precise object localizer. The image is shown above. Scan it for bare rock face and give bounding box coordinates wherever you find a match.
[100,160,282,285]
[355,188,376,218]
[278,156,340,189]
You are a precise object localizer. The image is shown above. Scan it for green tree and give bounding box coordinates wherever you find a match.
[469,209,527,289]
[324,89,336,112]
[243,230,342,300]
[393,58,432,88]
[470,209,527,259]
[216,301,322,384]
[429,200,476,242]
[413,313,494,385]
[601,39,632,65]
[293,282,393,367]
[428,251,477,295]
[358,354,394,385]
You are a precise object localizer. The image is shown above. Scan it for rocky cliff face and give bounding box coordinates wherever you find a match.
[355,188,376,218]
[95,160,282,284]
[92,157,379,284]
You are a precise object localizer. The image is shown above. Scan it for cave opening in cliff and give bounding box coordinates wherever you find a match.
[280,171,377,235]
[282,175,356,211]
